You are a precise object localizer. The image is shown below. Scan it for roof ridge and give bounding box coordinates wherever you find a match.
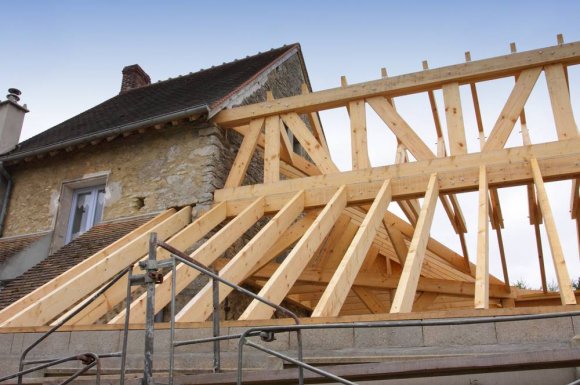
[121,43,299,95]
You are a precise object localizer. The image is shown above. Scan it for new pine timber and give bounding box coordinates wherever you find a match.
[544,63,579,140]
[176,191,305,322]
[475,166,490,309]
[224,118,264,188]
[264,115,281,183]
[213,42,580,127]
[216,139,580,214]
[1,206,192,327]
[482,67,542,152]
[0,209,176,324]
[99,203,227,325]
[391,174,440,313]
[111,199,264,324]
[312,180,393,317]
[240,186,348,320]
[530,158,577,305]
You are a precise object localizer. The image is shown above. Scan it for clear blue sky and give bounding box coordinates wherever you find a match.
[2,0,579,288]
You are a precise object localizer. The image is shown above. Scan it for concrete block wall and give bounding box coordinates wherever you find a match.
[1,314,578,383]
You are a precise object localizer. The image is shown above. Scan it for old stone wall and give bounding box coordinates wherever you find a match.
[3,121,224,236]
[3,51,309,237]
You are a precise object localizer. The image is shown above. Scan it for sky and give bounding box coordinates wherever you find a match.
[2,0,579,288]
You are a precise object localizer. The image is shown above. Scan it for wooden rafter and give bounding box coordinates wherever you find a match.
[176,191,305,322]
[240,187,347,320]
[391,174,439,313]
[312,179,392,317]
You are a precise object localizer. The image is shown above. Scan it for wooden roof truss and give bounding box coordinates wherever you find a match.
[0,38,578,327]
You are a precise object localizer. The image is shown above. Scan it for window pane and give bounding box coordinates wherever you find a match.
[93,189,105,224]
[70,192,92,241]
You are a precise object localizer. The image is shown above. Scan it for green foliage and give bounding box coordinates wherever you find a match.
[514,279,531,290]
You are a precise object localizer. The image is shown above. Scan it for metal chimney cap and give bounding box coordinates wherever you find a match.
[6,88,21,103]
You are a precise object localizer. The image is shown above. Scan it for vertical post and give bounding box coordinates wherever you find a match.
[143,233,157,385]
[120,266,134,385]
[168,256,176,385]
[212,271,221,373]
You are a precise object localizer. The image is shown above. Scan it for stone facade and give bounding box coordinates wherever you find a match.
[2,51,310,238]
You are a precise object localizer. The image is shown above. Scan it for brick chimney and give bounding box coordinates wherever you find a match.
[120,64,151,94]
[0,88,28,155]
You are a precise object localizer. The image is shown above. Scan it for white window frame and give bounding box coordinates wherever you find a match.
[65,185,106,243]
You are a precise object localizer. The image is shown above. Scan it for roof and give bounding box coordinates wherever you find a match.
[0,215,153,310]
[0,233,45,266]
[4,44,301,159]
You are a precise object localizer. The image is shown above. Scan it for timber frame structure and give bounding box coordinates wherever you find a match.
[1,38,579,329]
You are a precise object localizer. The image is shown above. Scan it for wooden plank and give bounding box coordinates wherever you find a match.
[175,191,305,322]
[264,115,281,183]
[217,139,580,213]
[310,215,351,268]
[353,286,388,314]
[240,187,347,320]
[281,113,338,174]
[544,63,578,140]
[442,82,468,155]
[301,83,330,152]
[391,174,439,313]
[0,209,176,324]
[367,96,435,160]
[482,67,542,151]
[63,204,227,325]
[530,158,577,305]
[1,207,192,327]
[110,199,264,324]
[224,118,264,188]
[231,123,321,177]
[412,292,438,312]
[320,219,359,271]
[213,42,580,127]
[475,165,490,309]
[312,179,392,317]
[349,99,371,170]
[383,215,409,265]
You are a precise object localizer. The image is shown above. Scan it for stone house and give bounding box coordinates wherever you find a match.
[0,43,316,311]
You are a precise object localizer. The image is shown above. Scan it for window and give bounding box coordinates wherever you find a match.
[65,185,105,243]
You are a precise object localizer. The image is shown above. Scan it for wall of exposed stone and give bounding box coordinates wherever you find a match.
[2,52,310,237]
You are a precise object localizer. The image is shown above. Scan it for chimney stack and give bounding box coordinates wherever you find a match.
[0,88,28,155]
[120,64,151,94]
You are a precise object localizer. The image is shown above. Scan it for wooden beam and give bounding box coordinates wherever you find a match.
[530,158,577,305]
[0,209,176,324]
[213,42,580,127]
[252,264,513,299]
[313,180,392,317]
[413,291,438,312]
[483,67,542,151]
[1,207,191,327]
[281,113,338,174]
[240,187,347,320]
[63,204,227,325]
[353,286,388,314]
[225,118,264,188]
[110,199,264,324]
[442,82,467,155]
[475,166,490,309]
[217,139,580,213]
[367,96,435,160]
[349,99,371,170]
[176,192,305,322]
[301,83,330,152]
[544,63,578,140]
[264,115,281,183]
[391,174,439,313]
